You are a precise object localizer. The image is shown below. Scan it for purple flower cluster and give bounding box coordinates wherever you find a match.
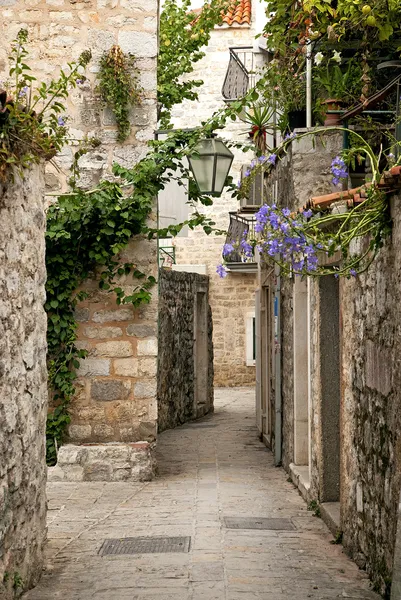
[216,264,228,278]
[284,131,296,142]
[222,242,234,257]
[255,204,319,273]
[18,86,28,98]
[240,229,253,259]
[331,156,348,186]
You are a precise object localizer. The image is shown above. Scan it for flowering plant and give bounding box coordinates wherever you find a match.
[313,52,363,103]
[0,29,91,180]
[218,127,395,279]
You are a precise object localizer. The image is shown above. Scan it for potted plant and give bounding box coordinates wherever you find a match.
[314,52,363,125]
[243,104,275,153]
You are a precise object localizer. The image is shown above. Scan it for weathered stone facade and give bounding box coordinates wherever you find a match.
[158,269,214,431]
[257,130,401,594]
[69,237,158,445]
[0,0,158,193]
[1,0,159,466]
[340,194,401,594]
[171,13,262,387]
[0,168,48,599]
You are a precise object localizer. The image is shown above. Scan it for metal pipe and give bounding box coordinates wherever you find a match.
[306,41,312,128]
[274,265,282,466]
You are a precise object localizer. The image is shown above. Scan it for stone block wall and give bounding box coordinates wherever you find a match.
[69,236,158,444]
[0,168,48,599]
[0,0,158,193]
[158,269,214,432]
[1,1,159,455]
[171,17,261,387]
[339,194,401,594]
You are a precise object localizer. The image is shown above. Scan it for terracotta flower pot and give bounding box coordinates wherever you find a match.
[323,99,343,126]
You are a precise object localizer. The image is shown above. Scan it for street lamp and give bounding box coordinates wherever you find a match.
[188,138,234,196]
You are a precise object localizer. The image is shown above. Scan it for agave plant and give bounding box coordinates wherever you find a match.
[243,104,275,153]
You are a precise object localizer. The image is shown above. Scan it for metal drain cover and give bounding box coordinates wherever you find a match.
[185,423,217,429]
[99,536,191,556]
[223,517,295,531]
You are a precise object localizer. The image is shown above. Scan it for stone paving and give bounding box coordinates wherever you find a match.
[23,388,380,600]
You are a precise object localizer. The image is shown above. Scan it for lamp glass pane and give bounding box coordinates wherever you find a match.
[213,139,234,159]
[214,156,233,193]
[189,155,215,192]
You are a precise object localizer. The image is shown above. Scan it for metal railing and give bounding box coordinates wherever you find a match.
[159,245,176,268]
[224,212,256,263]
[222,47,256,102]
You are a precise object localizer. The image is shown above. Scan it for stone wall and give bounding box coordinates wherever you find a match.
[68,237,158,445]
[0,168,48,599]
[339,194,401,594]
[0,0,158,193]
[259,130,401,594]
[171,16,261,387]
[1,0,159,455]
[158,269,214,431]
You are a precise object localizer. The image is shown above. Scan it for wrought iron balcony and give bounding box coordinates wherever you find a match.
[222,47,256,102]
[224,212,257,272]
[159,245,176,268]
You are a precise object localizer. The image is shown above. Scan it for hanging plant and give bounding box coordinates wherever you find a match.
[96,45,142,142]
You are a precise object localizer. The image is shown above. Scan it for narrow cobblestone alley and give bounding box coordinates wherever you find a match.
[24,389,380,600]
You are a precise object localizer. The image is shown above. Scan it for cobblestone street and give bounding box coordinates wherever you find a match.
[24,389,380,600]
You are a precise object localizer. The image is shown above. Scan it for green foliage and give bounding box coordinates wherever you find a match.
[96,45,142,142]
[45,177,156,464]
[12,573,23,591]
[330,530,344,544]
[0,29,91,180]
[307,500,321,517]
[158,0,229,127]
[314,56,363,103]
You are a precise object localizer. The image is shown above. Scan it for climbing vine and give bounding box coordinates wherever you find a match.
[97,45,142,142]
[158,0,229,127]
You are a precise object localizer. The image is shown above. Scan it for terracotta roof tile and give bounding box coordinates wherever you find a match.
[190,1,251,27]
[305,166,401,211]
[221,0,251,26]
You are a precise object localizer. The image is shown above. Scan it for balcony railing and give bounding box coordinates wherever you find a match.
[159,245,176,268]
[222,47,256,102]
[224,212,257,270]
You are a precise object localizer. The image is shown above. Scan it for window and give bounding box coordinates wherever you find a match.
[246,312,256,366]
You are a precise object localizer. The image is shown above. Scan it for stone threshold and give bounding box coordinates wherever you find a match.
[320,502,341,537]
[289,463,312,503]
[48,442,156,483]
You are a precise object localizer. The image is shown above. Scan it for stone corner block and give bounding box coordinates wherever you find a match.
[54,443,156,482]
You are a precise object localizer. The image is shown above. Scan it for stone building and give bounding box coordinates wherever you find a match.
[0,0,159,479]
[254,129,401,595]
[163,0,268,387]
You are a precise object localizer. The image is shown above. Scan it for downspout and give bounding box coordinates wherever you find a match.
[274,264,282,466]
[306,41,312,128]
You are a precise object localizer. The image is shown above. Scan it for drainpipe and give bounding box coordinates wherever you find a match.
[274,265,282,466]
[306,41,312,128]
